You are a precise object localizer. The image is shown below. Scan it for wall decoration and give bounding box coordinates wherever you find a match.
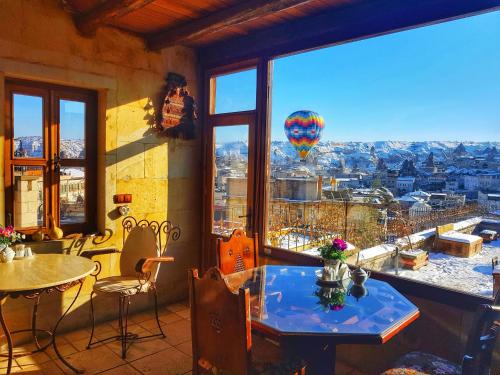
[158,72,197,139]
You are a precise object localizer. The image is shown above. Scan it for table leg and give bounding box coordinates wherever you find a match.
[306,343,336,375]
[0,295,13,375]
[52,281,84,374]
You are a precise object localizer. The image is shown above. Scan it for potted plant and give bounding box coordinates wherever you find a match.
[0,226,25,263]
[318,238,349,282]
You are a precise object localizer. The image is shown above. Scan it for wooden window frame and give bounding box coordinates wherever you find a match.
[4,79,97,235]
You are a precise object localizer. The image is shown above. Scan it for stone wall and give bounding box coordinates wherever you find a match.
[0,0,201,339]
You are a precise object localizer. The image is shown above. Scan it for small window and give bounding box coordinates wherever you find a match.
[212,68,257,114]
[5,80,97,234]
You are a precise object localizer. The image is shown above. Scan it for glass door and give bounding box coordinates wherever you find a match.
[204,114,256,269]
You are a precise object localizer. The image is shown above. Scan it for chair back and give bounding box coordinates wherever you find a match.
[120,217,181,281]
[189,267,252,375]
[461,303,500,375]
[216,229,258,275]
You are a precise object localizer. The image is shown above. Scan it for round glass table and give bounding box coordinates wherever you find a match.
[0,254,96,374]
[225,265,420,374]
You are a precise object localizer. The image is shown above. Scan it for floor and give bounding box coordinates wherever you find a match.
[1,300,367,375]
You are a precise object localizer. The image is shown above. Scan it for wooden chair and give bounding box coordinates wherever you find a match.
[381,301,500,375]
[189,267,305,375]
[216,229,258,275]
[82,216,180,359]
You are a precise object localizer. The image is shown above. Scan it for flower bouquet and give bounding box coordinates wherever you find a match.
[317,238,350,283]
[0,226,25,263]
[315,286,346,311]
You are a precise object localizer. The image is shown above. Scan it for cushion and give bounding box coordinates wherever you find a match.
[438,231,482,244]
[93,276,151,296]
[381,351,461,375]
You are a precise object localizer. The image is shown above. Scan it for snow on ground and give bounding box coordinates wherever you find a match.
[388,239,500,297]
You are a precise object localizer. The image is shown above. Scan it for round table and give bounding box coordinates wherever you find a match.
[0,254,96,374]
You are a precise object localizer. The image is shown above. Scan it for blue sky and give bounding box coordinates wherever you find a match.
[215,10,500,143]
[14,95,85,140]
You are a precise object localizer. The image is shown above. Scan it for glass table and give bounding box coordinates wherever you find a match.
[225,265,420,374]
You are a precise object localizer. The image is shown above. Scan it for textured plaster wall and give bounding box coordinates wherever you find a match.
[0,0,201,339]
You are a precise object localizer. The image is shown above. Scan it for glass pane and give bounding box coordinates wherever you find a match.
[214,69,256,114]
[60,167,85,224]
[13,94,43,158]
[60,100,85,159]
[212,125,249,235]
[265,11,500,297]
[13,166,44,227]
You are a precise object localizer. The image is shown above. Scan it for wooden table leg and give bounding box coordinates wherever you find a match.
[304,343,336,375]
[0,295,13,375]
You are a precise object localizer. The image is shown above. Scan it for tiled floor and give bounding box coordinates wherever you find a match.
[1,301,367,375]
[0,301,192,375]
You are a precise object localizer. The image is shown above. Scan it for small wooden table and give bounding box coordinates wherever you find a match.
[0,254,96,374]
[225,265,420,375]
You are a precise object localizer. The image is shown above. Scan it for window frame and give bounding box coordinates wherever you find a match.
[4,79,97,235]
[201,17,497,308]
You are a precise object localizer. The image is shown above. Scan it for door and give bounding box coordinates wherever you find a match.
[204,113,257,270]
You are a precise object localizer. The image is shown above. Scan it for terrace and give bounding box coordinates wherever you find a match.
[1,1,500,374]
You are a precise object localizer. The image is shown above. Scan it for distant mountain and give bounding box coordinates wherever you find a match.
[14,136,84,159]
[216,140,500,173]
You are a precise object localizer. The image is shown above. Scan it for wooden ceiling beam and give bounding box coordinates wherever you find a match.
[200,0,500,67]
[75,0,155,35]
[147,0,317,50]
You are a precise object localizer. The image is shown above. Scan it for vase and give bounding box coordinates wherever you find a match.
[0,246,15,263]
[322,259,350,282]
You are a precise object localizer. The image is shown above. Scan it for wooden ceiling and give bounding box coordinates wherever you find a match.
[62,0,356,49]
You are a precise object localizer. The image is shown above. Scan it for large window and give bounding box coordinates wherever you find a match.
[204,11,500,298]
[264,11,500,297]
[5,80,97,234]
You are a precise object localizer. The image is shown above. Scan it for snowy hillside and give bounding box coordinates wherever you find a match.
[14,136,84,159]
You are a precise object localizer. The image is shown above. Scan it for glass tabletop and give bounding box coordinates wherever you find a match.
[225,265,419,342]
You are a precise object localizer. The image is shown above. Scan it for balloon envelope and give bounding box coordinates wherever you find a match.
[284,110,325,161]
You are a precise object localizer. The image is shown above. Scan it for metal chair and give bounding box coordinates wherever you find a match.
[216,229,258,274]
[381,299,500,375]
[83,216,180,359]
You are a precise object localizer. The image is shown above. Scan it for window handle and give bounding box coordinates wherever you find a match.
[52,154,61,172]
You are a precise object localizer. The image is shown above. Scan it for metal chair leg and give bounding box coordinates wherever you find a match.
[153,287,166,338]
[87,291,96,349]
[118,295,131,359]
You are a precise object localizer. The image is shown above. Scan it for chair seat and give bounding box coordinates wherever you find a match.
[93,276,151,296]
[381,351,461,375]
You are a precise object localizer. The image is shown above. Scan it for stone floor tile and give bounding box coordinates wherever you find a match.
[45,338,79,360]
[138,318,167,332]
[60,328,90,342]
[17,360,67,375]
[130,347,191,375]
[174,309,190,320]
[158,311,184,325]
[129,311,154,324]
[175,341,192,357]
[165,303,189,313]
[62,343,126,374]
[162,319,191,347]
[14,351,52,367]
[98,363,142,374]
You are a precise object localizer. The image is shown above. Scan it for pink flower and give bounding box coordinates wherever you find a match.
[330,304,344,311]
[332,238,347,251]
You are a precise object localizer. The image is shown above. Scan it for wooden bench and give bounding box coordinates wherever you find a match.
[433,224,483,258]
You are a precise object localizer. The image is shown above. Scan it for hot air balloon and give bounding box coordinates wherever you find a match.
[284,110,324,161]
